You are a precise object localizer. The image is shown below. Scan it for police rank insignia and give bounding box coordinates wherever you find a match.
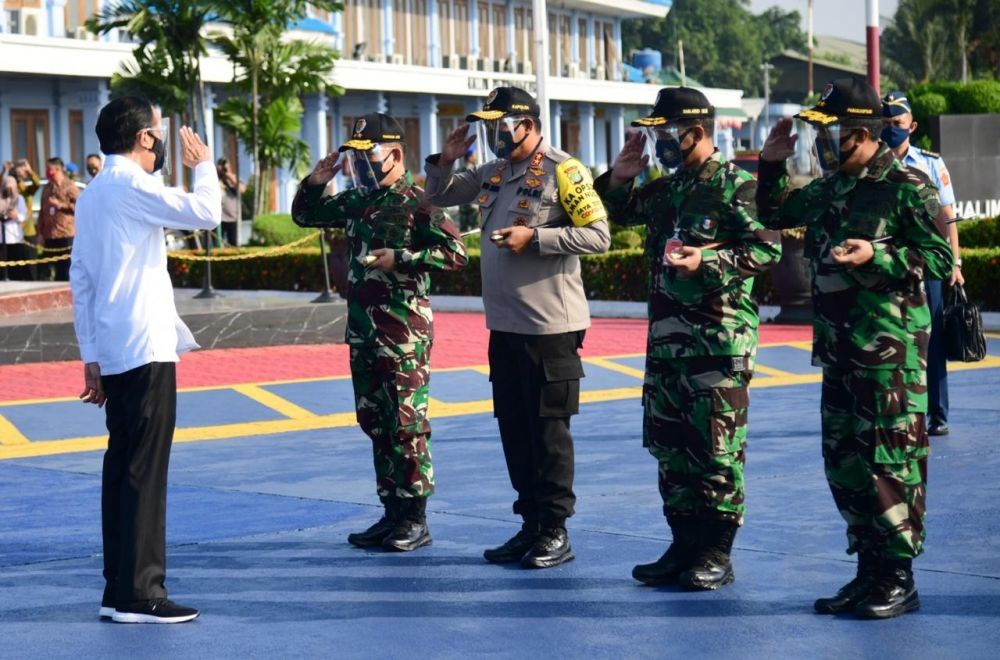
[517,199,531,209]
[514,217,528,226]
[489,174,503,184]
[530,152,544,167]
[477,194,490,204]
[525,177,542,188]
[528,167,545,176]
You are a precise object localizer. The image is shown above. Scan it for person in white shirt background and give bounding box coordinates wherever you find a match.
[71,96,221,624]
[0,174,30,280]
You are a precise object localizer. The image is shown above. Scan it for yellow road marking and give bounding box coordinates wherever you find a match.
[753,364,799,378]
[0,414,30,445]
[584,356,645,380]
[231,384,317,420]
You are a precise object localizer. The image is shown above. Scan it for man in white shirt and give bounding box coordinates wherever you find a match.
[70,96,221,624]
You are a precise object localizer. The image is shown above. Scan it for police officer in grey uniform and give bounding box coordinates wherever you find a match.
[425,86,611,569]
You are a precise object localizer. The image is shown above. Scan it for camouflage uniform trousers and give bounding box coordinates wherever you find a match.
[642,356,751,524]
[349,341,434,499]
[821,367,929,560]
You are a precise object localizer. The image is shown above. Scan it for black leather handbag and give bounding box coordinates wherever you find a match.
[943,284,987,362]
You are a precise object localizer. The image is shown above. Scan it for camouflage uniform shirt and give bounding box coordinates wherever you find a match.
[292,172,468,346]
[596,150,782,361]
[756,144,954,370]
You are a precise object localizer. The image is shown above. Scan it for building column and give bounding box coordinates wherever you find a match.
[595,114,608,173]
[612,18,623,80]
[470,0,480,58]
[52,80,69,164]
[570,12,580,73]
[331,8,344,54]
[46,0,67,38]
[419,95,438,165]
[550,101,562,149]
[383,0,395,57]
[586,17,596,73]
[578,103,595,167]
[609,104,625,158]
[428,0,440,68]
[302,94,330,164]
[203,86,217,158]
[79,81,109,160]
[506,1,516,68]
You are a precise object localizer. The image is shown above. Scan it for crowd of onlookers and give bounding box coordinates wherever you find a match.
[0,155,103,281]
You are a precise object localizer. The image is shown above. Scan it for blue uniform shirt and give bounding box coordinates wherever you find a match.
[902,146,956,207]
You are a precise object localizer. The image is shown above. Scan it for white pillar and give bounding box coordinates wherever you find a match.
[470,0,480,57]
[46,0,67,38]
[579,103,595,168]
[609,104,625,157]
[506,0,516,67]
[53,81,69,163]
[383,0,395,56]
[570,12,580,68]
[586,17,596,72]
[203,86,216,157]
[331,9,344,54]
[428,0,440,67]
[302,94,330,163]
[595,114,608,173]
[419,95,438,164]
[79,82,109,159]
[550,101,562,149]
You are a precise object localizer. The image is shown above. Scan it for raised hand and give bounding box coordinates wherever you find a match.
[307,153,343,186]
[441,123,477,166]
[610,131,650,186]
[761,117,798,162]
[179,126,210,168]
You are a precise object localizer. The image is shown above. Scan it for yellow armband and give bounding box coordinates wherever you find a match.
[556,159,608,227]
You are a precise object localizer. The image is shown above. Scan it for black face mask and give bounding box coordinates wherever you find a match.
[86,166,99,176]
[148,134,166,172]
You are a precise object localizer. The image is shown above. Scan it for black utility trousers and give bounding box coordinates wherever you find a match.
[488,330,585,530]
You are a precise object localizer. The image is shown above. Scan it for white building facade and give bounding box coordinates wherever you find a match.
[0,0,747,212]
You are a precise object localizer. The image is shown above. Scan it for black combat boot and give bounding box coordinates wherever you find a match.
[853,558,920,619]
[382,497,432,552]
[347,497,399,548]
[814,552,880,614]
[521,527,575,569]
[632,517,697,586]
[678,520,738,591]
[484,521,540,564]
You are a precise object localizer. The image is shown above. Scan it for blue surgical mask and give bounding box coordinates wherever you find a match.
[655,137,683,169]
[881,126,910,149]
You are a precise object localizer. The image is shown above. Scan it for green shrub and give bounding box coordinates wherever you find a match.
[909,93,948,128]
[957,217,1000,248]
[166,244,1000,310]
[907,80,1000,119]
[610,229,644,250]
[951,80,1000,115]
[249,213,317,246]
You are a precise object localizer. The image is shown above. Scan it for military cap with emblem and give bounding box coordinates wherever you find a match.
[339,112,406,152]
[466,86,540,122]
[632,87,715,127]
[795,77,882,126]
[882,90,913,118]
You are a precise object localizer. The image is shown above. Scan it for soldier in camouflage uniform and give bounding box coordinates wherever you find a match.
[757,79,953,618]
[292,112,468,552]
[595,87,781,591]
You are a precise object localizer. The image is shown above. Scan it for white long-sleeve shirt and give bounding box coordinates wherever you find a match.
[1,193,27,244]
[70,155,221,375]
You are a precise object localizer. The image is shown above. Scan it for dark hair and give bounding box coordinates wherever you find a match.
[85,153,102,161]
[216,158,229,168]
[96,96,155,155]
[675,118,716,139]
[841,118,883,142]
[46,157,64,169]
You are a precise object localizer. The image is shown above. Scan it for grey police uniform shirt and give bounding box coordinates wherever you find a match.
[424,141,611,336]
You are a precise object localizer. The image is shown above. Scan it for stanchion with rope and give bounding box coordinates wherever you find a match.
[194,229,218,299]
[312,230,336,303]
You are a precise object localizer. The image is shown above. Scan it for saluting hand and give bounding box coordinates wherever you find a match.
[610,131,649,188]
[307,153,343,186]
[179,126,210,168]
[441,124,476,167]
[761,117,798,162]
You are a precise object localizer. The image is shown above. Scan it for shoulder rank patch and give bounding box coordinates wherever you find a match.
[477,193,490,205]
[489,174,503,185]
[528,167,546,176]
[919,148,941,159]
[555,158,608,227]
[530,151,545,167]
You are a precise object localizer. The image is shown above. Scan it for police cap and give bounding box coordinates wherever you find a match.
[632,87,715,127]
[796,78,882,126]
[466,86,540,122]
[338,113,405,152]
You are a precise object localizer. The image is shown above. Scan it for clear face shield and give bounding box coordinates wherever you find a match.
[345,143,398,195]
[476,115,529,162]
[640,125,692,178]
[787,120,843,183]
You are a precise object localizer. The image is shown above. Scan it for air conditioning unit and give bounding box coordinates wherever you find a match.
[7,8,43,35]
[389,54,404,65]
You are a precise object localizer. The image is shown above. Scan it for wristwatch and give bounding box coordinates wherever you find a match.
[532,228,540,251]
[955,257,963,267]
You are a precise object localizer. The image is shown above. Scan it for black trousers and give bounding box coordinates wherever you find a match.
[221,221,238,247]
[44,236,73,281]
[488,330,585,529]
[926,279,949,423]
[100,362,177,604]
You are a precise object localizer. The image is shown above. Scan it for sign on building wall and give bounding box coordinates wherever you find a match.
[931,114,1000,219]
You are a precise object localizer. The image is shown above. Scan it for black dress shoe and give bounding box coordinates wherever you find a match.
[854,567,921,619]
[483,528,539,563]
[814,553,880,614]
[382,519,432,552]
[928,421,949,436]
[347,516,396,548]
[521,528,575,569]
